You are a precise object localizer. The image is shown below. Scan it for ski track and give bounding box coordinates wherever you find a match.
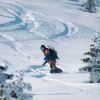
[24,64,100,93]
[0,1,78,38]
[0,1,91,53]
[0,1,100,96]
[0,1,81,62]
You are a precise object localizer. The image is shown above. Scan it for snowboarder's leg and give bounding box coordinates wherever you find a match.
[50,61,56,70]
[49,61,57,73]
[49,61,63,73]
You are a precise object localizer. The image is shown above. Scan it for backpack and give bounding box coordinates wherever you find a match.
[48,45,59,59]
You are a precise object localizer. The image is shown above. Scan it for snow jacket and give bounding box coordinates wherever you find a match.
[42,48,58,63]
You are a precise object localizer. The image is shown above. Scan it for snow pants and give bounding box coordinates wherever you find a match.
[49,61,56,70]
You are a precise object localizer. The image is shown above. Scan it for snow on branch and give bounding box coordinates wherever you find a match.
[0,71,33,100]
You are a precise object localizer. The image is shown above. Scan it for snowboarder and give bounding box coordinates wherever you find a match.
[40,45,62,73]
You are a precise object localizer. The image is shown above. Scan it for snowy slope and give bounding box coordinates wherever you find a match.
[0,0,100,100]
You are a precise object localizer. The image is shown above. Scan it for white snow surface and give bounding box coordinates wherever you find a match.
[0,0,100,100]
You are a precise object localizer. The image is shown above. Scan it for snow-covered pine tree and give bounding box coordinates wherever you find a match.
[81,0,96,13]
[0,71,33,100]
[90,34,100,83]
[80,33,100,83]
[86,0,96,13]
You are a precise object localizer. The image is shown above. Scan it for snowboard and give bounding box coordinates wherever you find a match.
[50,67,63,73]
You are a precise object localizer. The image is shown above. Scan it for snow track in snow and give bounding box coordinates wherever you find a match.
[0,1,81,62]
[0,1,80,63]
[0,32,22,51]
[0,1,78,39]
[23,64,100,93]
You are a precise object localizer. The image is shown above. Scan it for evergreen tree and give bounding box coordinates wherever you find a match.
[80,33,100,83]
[81,0,96,13]
[86,0,96,13]
[0,71,33,100]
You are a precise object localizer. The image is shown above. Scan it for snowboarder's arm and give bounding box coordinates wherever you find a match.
[42,60,48,66]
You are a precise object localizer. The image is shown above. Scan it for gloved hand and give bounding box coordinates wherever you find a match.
[42,63,45,66]
[42,60,47,66]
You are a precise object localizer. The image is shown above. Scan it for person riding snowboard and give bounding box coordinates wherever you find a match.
[40,45,62,73]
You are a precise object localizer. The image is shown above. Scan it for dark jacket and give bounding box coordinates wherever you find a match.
[43,48,58,62]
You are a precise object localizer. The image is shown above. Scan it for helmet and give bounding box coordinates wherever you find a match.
[40,45,46,50]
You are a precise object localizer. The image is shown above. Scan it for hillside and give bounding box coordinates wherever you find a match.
[0,0,100,100]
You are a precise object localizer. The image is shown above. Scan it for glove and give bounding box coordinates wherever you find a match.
[42,60,48,66]
[42,63,45,66]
